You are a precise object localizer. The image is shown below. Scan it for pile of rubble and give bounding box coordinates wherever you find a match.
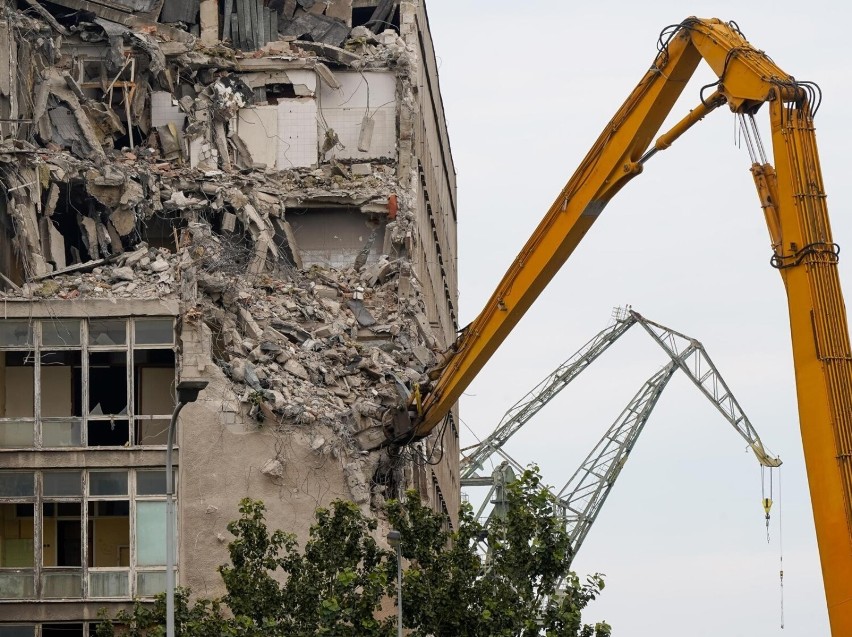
[0,0,444,509]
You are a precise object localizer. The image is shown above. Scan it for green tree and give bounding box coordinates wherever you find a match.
[386,467,610,637]
[99,469,610,637]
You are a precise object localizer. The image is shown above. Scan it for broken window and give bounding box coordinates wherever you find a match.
[0,317,174,449]
[0,470,172,600]
[352,3,400,32]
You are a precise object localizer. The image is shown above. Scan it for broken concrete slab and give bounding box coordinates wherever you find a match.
[348,299,377,327]
[291,39,360,65]
[161,0,200,24]
[279,11,350,48]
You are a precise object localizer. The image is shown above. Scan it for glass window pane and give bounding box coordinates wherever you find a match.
[1,351,34,418]
[134,319,174,345]
[136,471,168,495]
[0,626,36,637]
[0,572,34,599]
[41,571,83,598]
[89,501,130,569]
[89,570,129,598]
[40,351,82,418]
[89,472,128,496]
[136,570,166,597]
[42,420,82,447]
[42,320,81,347]
[135,419,170,446]
[136,502,166,566]
[0,503,34,567]
[88,320,126,346]
[135,353,175,416]
[0,422,34,448]
[0,321,32,348]
[0,473,34,497]
[43,471,82,497]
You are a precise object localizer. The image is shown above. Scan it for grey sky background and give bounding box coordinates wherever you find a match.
[423,1,852,635]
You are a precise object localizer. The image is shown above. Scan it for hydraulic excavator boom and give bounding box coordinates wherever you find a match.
[381,18,852,633]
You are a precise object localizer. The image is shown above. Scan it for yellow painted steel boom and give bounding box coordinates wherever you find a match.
[383,17,852,633]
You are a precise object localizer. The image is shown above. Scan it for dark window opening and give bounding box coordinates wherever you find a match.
[88,352,127,416]
[137,213,183,252]
[42,502,82,567]
[265,84,298,101]
[352,5,400,32]
[43,626,84,637]
[51,183,97,265]
[0,201,25,288]
[87,420,130,447]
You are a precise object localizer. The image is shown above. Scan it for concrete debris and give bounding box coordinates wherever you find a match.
[0,0,449,515]
[260,457,286,478]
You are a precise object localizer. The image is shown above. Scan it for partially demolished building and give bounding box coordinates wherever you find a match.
[0,0,459,631]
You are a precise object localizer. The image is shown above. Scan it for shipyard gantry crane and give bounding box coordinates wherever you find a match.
[461,308,781,564]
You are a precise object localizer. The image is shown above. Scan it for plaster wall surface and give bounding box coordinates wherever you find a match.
[177,355,353,599]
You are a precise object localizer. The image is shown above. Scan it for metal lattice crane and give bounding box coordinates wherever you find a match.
[462,308,781,564]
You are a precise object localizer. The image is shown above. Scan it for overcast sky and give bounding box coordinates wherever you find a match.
[423,1,852,635]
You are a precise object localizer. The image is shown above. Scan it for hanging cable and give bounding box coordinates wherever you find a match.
[761,465,774,542]
[779,467,785,629]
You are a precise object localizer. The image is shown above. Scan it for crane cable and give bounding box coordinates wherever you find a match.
[762,465,773,542]
[762,465,785,629]
[779,466,785,629]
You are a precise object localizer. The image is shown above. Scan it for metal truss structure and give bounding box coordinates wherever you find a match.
[462,308,781,566]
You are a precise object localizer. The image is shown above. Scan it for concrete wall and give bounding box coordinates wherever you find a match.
[177,322,356,598]
[400,0,461,524]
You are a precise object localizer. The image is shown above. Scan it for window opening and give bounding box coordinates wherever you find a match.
[43,625,84,637]
[0,503,34,567]
[40,351,82,418]
[1,351,35,419]
[134,319,174,346]
[88,320,127,347]
[42,320,81,348]
[0,626,36,637]
[0,321,32,348]
[0,317,174,448]
[1,470,167,600]
[0,472,34,498]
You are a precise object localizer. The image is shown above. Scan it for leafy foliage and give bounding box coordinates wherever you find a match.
[99,469,610,637]
[386,467,611,637]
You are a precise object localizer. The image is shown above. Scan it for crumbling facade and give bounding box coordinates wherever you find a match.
[0,0,458,631]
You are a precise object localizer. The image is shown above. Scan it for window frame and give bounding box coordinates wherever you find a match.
[0,318,176,450]
[0,469,173,601]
